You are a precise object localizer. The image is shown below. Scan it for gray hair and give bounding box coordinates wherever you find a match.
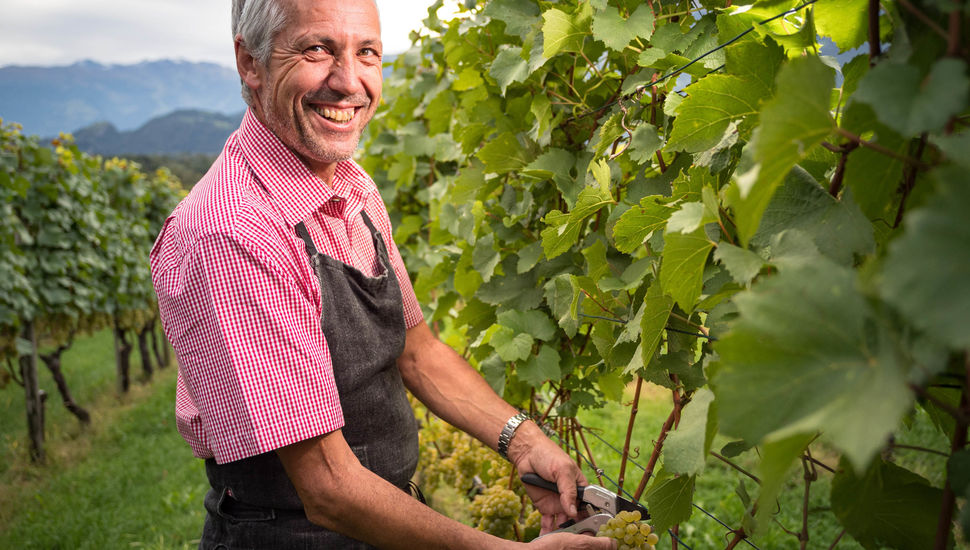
[231,0,289,105]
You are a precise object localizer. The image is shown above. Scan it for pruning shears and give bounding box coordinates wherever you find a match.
[521,473,650,535]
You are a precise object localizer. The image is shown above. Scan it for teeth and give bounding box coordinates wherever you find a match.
[314,106,354,122]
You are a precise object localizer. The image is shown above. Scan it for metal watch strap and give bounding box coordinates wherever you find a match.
[497,412,530,461]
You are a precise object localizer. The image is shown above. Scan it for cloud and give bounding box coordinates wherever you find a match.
[0,0,460,69]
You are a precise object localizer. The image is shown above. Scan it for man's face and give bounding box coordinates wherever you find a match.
[247,0,383,179]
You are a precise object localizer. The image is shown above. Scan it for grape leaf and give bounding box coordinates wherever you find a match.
[522,148,574,182]
[814,0,868,51]
[591,4,655,52]
[490,326,534,362]
[660,228,715,312]
[665,37,783,153]
[664,389,715,476]
[627,124,663,164]
[713,259,912,469]
[611,196,676,253]
[472,233,501,282]
[735,55,835,245]
[665,75,765,153]
[517,344,561,388]
[544,274,580,337]
[476,132,533,174]
[646,474,695,534]
[881,166,970,349]
[540,186,614,259]
[489,46,530,94]
[831,458,946,549]
[453,67,485,91]
[497,309,557,342]
[483,0,541,39]
[542,4,593,58]
[667,202,717,234]
[754,433,815,531]
[853,58,970,137]
[638,280,674,369]
[749,165,874,266]
[713,242,764,286]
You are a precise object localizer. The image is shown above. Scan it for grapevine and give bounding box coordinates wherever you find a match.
[375,0,970,547]
[1,119,183,459]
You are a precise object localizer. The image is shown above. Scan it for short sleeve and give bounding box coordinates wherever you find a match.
[160,230,344,463]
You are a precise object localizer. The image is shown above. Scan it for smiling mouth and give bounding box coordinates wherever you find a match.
[311,105,355,123]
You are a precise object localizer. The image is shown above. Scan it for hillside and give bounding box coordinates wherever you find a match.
[0,60,244,137]
[71,109,244,155]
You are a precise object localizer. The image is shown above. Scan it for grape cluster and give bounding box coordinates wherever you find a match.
[470,485,523,540]
[596,510,660,550]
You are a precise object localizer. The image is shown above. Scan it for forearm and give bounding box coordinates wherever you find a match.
[278,431,517,550]
[397,322,520,451]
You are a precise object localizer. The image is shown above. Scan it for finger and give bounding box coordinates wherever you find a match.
[555,473,579,517]
[540,512,557,535]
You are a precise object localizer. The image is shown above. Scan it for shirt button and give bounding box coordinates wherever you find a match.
[331,196,343,203]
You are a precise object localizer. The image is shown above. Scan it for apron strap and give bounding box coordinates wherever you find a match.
[294,211,382,261]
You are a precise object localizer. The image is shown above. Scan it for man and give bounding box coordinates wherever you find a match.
[150,0,615,548]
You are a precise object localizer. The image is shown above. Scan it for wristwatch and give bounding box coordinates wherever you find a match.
[497,411,531,461]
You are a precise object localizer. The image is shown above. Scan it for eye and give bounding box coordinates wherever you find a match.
[358,47,380,58]
[305,45,331,55]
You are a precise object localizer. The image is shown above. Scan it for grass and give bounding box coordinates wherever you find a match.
[0,330,206,549]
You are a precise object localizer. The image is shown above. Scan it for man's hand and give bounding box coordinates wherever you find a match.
[527,532,617,549]
[506,420,588,533]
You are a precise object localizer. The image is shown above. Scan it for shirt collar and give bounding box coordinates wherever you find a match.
[235,108,377,226]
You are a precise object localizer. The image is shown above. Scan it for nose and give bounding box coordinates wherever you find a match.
[326,54,365,97]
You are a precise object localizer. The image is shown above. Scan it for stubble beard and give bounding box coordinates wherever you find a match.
[259,83,372,167]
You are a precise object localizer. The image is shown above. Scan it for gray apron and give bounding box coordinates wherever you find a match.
[200,211,420,549]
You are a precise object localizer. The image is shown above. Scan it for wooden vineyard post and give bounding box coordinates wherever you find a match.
[20,321,45,463]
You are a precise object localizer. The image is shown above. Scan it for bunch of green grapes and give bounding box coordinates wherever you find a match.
[596,510,660,550]
[470,485,522,540]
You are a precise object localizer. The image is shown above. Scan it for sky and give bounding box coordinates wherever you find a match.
[0,0,460,69]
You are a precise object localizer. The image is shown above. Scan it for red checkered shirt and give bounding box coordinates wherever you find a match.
[150,109,424,464]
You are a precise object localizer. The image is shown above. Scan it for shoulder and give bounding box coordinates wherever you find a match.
[150,140,290,275]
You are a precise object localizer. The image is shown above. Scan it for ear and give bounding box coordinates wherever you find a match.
[235,35,262,94]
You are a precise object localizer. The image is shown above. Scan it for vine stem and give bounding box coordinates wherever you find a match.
[798,451,819,549]
[890,443,950,457]
[827,529,845,549]
[933,351,970,550]
[632,389,686,501]
[575,420,607,486]
[896,0,949,40]
[867,0,881,64]
[944,0,964,133]
[724,528,749,549]
[893,133,928,228]
[828,141,859,197]
[710,452,762,484]
[537,387,562,426]
[617,377,644,493]
[571,419,584,470]
[946,1,963,57]
[834,127,929,168]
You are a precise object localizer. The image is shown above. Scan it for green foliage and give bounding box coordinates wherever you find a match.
[0,120,182,359]
[363,0,967,546]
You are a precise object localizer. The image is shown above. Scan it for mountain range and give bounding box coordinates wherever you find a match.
[1,58,396,156]
[0,60,246,140]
